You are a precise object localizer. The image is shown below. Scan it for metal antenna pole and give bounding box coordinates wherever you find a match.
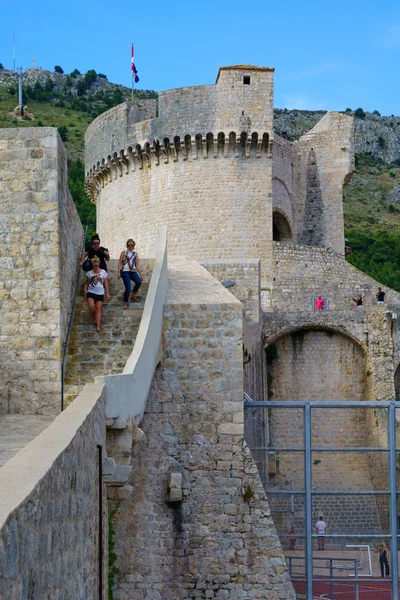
[18,67,22,109]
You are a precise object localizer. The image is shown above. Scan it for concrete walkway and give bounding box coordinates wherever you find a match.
[0,414,55,468]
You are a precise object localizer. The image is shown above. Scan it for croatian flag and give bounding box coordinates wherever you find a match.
[131,44,139,83]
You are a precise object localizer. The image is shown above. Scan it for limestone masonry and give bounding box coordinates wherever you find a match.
[2,64,400,599]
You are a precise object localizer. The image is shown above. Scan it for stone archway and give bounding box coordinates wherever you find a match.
[264,327,381,546]
[273,210,292,242]
[266,328,366,401]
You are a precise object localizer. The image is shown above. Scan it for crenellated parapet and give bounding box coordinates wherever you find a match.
[85,130,272,202]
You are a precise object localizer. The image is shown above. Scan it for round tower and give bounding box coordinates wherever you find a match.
[85,66,275,274]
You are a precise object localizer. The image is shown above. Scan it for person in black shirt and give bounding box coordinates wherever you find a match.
[376,287,386,305]
[79,234,110,271]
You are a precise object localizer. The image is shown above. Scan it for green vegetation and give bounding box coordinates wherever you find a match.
[54,65,64,74]
[68,159,96,237]
[108,501,121,600]
[354,107,366,120]
[344,154,400,291]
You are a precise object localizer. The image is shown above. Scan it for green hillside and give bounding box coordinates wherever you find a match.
[344,154,400,291]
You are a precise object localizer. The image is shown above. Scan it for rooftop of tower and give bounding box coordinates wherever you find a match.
[216,64,275,82]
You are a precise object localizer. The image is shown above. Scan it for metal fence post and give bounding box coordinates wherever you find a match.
[354,559,359,600]
[304,402,313,600]
[388,402,399,598]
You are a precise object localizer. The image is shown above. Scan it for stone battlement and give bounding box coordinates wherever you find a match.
[85,130,271,201]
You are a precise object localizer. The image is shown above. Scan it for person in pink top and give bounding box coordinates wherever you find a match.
[315,296,325,310]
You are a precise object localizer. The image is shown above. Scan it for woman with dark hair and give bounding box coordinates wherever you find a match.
[118,239,142,310]
[84,256,110,332]
[79,234,110,271]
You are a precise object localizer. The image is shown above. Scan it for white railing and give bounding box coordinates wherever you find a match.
[103,226,168,423]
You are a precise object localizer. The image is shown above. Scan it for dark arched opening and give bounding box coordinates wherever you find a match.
[395,364,400,400]
[273,210,292,242]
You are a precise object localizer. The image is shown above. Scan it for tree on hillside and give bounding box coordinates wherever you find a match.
[354,107,366,120]
[71,69,81,77]
[54,65,64,74]
[58,126,68,142]
[0,63,4,69]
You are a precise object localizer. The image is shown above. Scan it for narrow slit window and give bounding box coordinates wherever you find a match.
[243,75,250,85]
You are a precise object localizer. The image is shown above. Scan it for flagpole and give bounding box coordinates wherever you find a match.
[131,43,134,102]
[131,43,139,102]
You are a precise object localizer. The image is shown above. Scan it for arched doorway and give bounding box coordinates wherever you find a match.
[264,328,379,546]
[272,210,292,242]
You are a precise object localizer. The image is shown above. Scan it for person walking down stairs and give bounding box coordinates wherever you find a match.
[118,238,143,310]
[84,256,110,332]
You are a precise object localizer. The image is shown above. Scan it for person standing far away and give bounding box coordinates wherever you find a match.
[315,296,325,310]
[376,287,386,305]
[374,542,390,577]
[289,527,297,550]
[353,295,363,309]
[79,234,110,271]
[316,516,326,550]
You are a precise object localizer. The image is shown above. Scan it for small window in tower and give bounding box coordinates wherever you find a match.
[243,75,250,85]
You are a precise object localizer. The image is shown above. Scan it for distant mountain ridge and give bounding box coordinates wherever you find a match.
[0,67,156,102]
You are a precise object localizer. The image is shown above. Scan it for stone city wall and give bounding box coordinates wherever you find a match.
[270,242,400,312]
[0,383,107,600]
[200,259,261,322]
[57,134,84,345]
[200,259,264,400]
[0,128,83,414]
[110,259,295,600]
[291,112,354,254]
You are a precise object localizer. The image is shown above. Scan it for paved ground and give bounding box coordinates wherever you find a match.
[0,414,55,468]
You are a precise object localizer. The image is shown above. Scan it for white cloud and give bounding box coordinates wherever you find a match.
[282,93,327,111]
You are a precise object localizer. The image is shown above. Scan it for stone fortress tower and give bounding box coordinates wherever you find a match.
[85,65,352,279]
[85,65,400,548]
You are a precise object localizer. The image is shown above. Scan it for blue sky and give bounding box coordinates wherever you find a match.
[1,0,400,115]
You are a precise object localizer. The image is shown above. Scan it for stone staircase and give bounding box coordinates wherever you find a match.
[64,259,152,406]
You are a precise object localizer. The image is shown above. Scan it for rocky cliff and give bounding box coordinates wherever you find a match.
[274,108,400,164]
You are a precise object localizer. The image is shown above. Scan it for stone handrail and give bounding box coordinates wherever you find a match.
[103,226,168,423]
